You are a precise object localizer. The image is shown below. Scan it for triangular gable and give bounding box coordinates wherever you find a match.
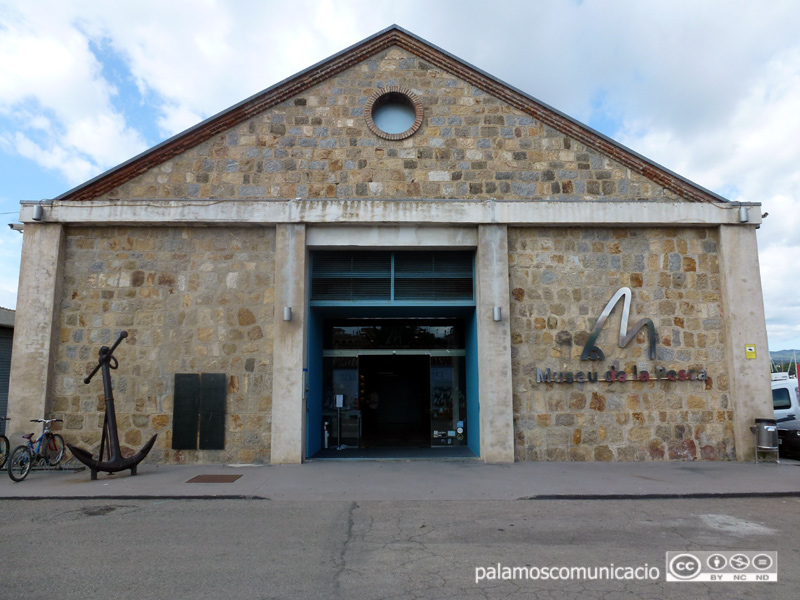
[55,25,726,204]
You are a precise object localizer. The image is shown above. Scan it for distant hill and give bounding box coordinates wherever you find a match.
[771,349,800,362]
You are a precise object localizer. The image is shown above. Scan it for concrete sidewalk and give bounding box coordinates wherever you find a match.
[1,457,799,500]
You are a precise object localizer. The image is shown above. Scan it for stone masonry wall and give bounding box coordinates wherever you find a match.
[93,46,678,203]
[509,227,733,461]
[52,226,276,464]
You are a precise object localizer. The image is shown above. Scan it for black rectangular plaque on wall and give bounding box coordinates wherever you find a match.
[172,373,227,450]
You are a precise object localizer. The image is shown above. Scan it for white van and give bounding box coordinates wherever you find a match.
[772,372,800,423]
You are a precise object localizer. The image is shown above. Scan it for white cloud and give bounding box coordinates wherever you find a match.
[0,226,22,310]
[0,2,148,183]
[156,103,205,141]
[69,0,368,137]
[757,195,800,350]
[63,113,148,171]
[0,22,107,116]
[11,132,96,184]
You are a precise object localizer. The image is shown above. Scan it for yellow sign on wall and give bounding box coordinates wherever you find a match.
[745,344,757,359]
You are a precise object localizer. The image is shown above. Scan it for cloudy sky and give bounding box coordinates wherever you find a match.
[1,0,798,351]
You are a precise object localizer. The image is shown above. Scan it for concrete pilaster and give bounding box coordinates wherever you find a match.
[7,224,65,439]
[717,225,773,461]
[270,224,307,464]
[476,224,514,462]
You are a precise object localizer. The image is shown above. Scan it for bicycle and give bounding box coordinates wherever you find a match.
[0,417,9,469]
[7,419,65,482]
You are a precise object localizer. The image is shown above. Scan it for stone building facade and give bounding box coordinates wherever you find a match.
[56,227,275,464]
[8,26,771,465]
[508,227,732,462]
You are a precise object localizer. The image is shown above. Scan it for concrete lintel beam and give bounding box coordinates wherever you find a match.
[20,199,761,227]
[306,225,478,247]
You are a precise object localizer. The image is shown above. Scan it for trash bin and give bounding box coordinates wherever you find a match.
[751,418,779,464]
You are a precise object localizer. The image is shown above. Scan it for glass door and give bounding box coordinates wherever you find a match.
[430,356,467,446]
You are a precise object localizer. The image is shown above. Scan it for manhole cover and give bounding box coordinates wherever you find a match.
[186,474,243,484]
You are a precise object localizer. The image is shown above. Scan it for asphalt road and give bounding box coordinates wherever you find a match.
[0,497,797,599]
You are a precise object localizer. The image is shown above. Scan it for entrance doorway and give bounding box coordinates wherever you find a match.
[359,355,429,447]
[308,317,475,458]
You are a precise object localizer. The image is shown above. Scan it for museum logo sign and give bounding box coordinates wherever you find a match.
[536,287,708,384]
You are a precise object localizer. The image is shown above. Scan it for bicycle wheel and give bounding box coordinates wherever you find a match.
[8,446,33,482]
[0,435,9,469]
[44,434,65,466]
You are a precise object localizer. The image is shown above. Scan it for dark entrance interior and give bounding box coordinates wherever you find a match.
[309,315,477,459]
[360,355,430,447]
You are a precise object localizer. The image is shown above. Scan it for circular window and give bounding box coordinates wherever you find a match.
[364,86,423,140]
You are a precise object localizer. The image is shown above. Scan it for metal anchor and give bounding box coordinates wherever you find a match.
[67,331,157,480]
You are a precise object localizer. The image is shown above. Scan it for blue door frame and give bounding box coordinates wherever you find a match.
[305,306,479,459]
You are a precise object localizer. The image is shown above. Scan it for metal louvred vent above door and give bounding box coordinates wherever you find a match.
[311,252,391,301]
[393,251,473,301]
[310,251,474,304]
